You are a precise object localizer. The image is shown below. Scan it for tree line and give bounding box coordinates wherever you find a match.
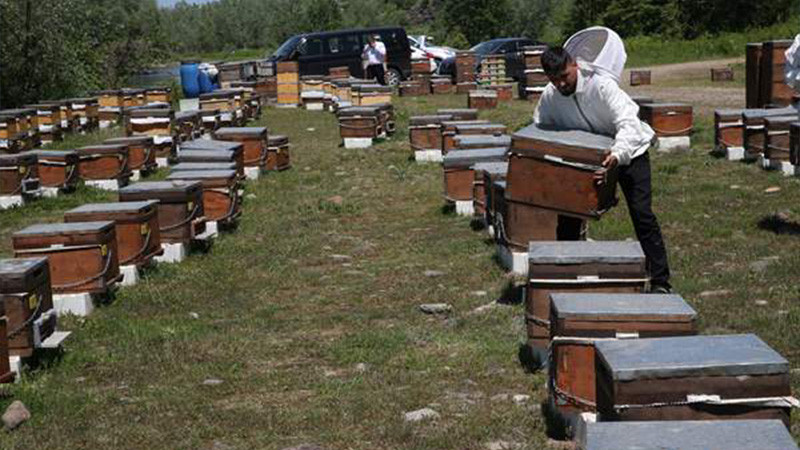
[0,0,797,108]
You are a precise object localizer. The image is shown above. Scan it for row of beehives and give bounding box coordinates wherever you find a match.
[714,103,800,176]
[407,109,799,449]
[0,123,292,385]
[0,84,272,209]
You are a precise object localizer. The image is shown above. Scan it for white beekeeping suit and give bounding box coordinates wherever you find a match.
[564,26,627,84]
[785,35,800,91]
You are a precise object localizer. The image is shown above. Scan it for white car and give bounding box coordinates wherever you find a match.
[410,45,437,73]
[409,35,456,65]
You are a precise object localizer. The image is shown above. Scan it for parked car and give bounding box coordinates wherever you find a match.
[410,44,437,73]
[267,26,412,85]
[409,35,456,65]
[437,37,541,82]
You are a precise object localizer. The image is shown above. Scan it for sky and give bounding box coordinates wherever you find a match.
[157,0,217,7]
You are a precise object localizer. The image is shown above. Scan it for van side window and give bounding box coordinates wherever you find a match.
[328,35,359,54]
[298,37,323,56]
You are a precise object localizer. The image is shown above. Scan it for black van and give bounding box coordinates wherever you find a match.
[269,27,412,85]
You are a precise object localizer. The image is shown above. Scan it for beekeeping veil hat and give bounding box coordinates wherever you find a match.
[564,26,627,83]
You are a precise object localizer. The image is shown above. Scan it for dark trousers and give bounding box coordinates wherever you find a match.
[618,152,671,288]
[366,64,385,85]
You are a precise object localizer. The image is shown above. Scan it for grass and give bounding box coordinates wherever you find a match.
[626,17,800,67]
[0,84,799,448]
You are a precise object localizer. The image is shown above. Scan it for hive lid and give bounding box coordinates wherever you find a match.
[454,123,506,132]
[640,102,693,110]
[443,148,507,168]
[714,108,745,118]
[595,334,789,381]
[78,144,127,153]
[105,136,154,145]
[14,221,115,236]
[472,161,508,175]
[178,150,236,161]
[129,108,174,118]
[409,115,453,126]
[763,115,799,126]
[0,152,37,166]
[337,106,381,117]
[62,97,98,104]
[199,91,237,100]
[0,257,48,278]
[215,127,268,136]
[23,149,78,159]
[172,162,238,171]
[742,107,797,120]
[66,200,159,215]
[119,180,201,194]
[438,108,478,115]
[513,124,614,151]
[528,241,645,264]
[470,90,497,97]
[180,140,243,151]
[267,135,288,145]
[581,420,798,450]
[166,170,237,180]
[550,293,696,320]
[175,110,201,120]
[453,134,511,147]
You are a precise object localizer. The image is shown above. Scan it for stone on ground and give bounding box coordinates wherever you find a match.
[2,401,30,431]
[403,407,440,422]
[418,303,452,314]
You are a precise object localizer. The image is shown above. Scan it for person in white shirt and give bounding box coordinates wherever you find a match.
[362,35,387,85]
[534,46,671,293]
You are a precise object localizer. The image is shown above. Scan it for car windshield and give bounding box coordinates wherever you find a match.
[470,40,503,55]
[273,35,302,58]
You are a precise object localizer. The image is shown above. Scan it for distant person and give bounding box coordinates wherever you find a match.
[362,35,387,85]
[785,35,800,94]
[533,46,672,294]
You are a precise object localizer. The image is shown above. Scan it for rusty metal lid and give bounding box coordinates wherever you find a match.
[14,221,115,236]
[551,293,696,321]
[528,241,645,264]
[581,420,798,450]
[595,334,789,381]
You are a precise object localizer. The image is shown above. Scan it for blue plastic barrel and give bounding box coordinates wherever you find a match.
[198,69,214,94]
[180,60,201,98]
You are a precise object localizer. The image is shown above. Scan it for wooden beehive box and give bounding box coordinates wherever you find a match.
[121,88,146,108]
[525,241,647,363]
[487,84,514,101]
[337,106,382,139]
[200,90,237,113]
[408,115,453,151]
[441,121,501,152]
[579,420,797,450]
[468,90,498,110]
[507,125,618,219]
[761,40,795,107]
[95,89,123,108]
[456,82,478,94]
[443,148,508,202]
[165,170,241,226]
[484,167,509,232]
[25,150,79,190]
[742,107,796,156]
[548,293,697,428]
[174,110,203,142]
[746,42,763,108]
[64,201,163,268]
[76,144,131,183]
[353,85,392,106]
[629,70,651,86]
[0,152,40,196]
[328,66,350,79]
[127,108,175,138]
[214,127,268,169]
[0,257,57,358]
[791,122,800,165]
[500,200,585,251]
[639,103,693,137]
[763,116,797,161]
[266,134,291,171]
[145,87,172,104]
[179,139,245,176]
[105,136,157,174]
[118,181,205,244]
[714,109,745,151]
[472,161,508,218]
[64,98,99,130]
[200,109,221,134]
[595,334,795,426]
[12,221,121,295]
[399,81,427,97]
[711,67,734,82]
[431,78,453,94]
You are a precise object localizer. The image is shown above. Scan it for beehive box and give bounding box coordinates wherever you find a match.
[714,109,745,151]
[104,136,157,174]
[266,134,291,171]
[595,334,796,426]
[629,70,651,86]
[443,147,508,202]
[468,90,498,110]
[179,139,245,176]
[12,222,121,295]
[0,153,40,196]
[24,150,79,191]
[214,127,269,169]
[337,106,382,139]
[525,241,647,361]
[76,144,132,184]
[472,162,508,219]
[0,257,57,358]
[118,181,206,244]
[166,170,242,226]
[64,201,163,268]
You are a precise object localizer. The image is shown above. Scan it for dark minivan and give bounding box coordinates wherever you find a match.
[269,27,412,85]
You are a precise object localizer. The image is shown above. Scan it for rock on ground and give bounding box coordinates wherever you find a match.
[403,407,440,422]
[2,401,30,431]
[418,303,452,314]
[282,445,326,450]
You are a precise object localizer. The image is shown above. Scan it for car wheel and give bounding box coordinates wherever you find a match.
[385,68,401,86]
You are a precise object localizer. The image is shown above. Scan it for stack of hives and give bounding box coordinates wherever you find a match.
[520,45,548,101]
[478,54,509,85]
[455,51,478,93]
[277,61,301,107]
[746,40,797,108]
